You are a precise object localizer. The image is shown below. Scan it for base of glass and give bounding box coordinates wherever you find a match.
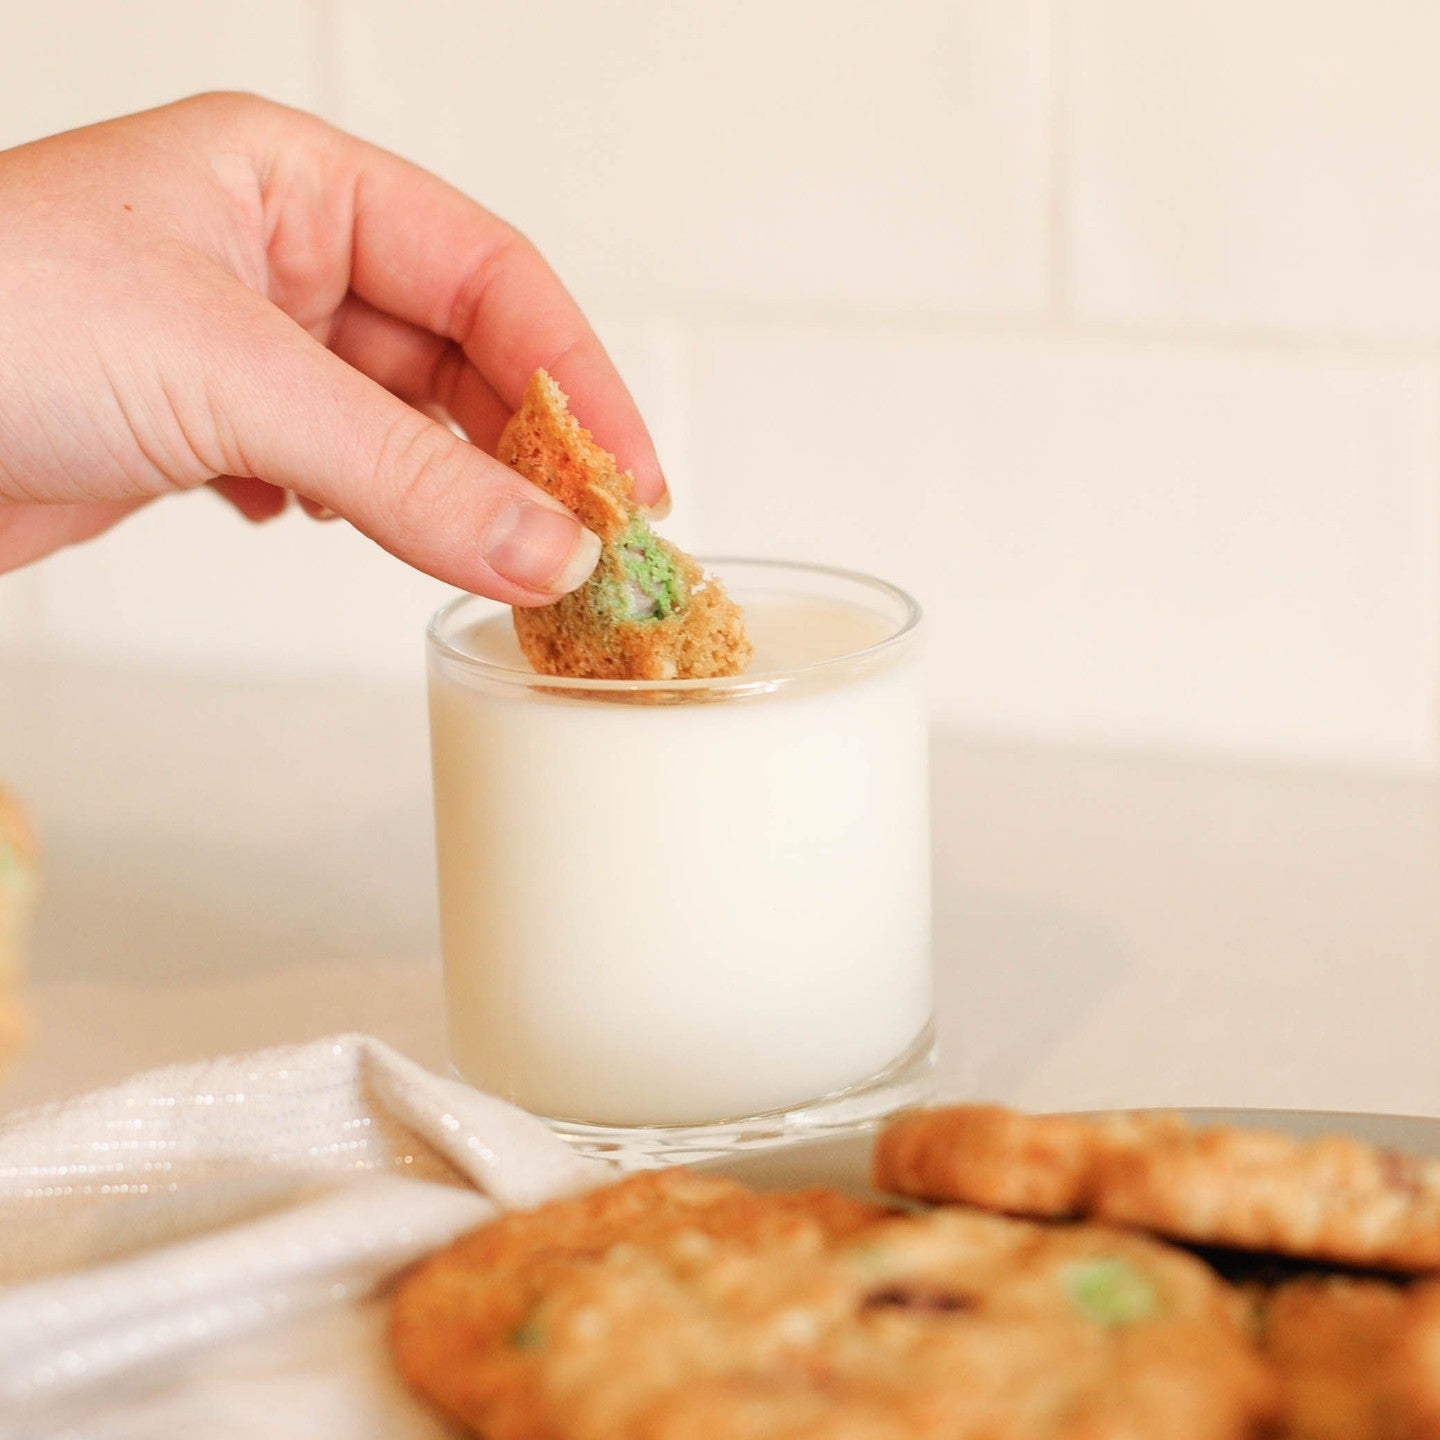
[540,1021,936,1167]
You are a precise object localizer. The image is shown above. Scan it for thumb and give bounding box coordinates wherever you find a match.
[214,300,600,605]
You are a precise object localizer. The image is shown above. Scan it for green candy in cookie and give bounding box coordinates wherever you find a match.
[595,515,684,623]
[1064,1257,1159,1326]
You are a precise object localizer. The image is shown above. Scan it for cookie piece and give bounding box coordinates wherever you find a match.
[0,786,36,967]
[527,1206,1277,1440]
[1260,1277,1440,1439]
[0,787,35,1079]
[873,1104,1186,1217]
[876,1105,1440,1275]
[1092,1125,1440,1273]
[388,1170,888,1440]
[497,371,751,681]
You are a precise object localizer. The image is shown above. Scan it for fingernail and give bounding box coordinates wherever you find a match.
[486,503,601,594]
[646,487,673,521]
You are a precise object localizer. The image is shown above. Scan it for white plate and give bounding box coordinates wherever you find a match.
[699,1109,1440,1198]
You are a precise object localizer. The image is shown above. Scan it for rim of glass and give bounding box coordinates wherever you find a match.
[426,556,922,698]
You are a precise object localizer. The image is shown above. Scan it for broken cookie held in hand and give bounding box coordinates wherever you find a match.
[496,370,751,681]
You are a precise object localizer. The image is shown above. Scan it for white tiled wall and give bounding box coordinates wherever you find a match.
[1067,0,1440,340]
[330,1,1053,317]
[2,1,1439,770]
[691,329,1440,767]
[0,4,321,146]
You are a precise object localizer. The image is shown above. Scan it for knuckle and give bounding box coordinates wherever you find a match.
[179,90,272,122]
[447,226,536,342]
[375,417,476,545]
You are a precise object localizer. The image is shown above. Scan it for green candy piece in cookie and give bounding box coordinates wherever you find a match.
[594,515,683,623]
[507,1318,545,1351]
[1063,1257,1158,1326]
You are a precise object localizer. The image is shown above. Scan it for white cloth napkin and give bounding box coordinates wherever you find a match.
[0,1033,605,1440]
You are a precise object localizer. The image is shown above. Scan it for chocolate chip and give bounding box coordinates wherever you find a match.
[862,1285,973,1314]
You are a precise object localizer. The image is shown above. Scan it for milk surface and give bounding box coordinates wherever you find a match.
[428,588,931,1127]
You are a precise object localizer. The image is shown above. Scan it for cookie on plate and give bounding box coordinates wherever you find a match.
[1092,1123,1440,1274]
[497,370,751,681]
[388,1169,888,1440]
[1260,1276,1440,1439]
[873,1104,1185,1217]
[875,1105,1440,1273]
[525,1205,1277,1440]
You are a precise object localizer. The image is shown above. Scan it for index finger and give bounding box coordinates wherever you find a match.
[303,124,666,508]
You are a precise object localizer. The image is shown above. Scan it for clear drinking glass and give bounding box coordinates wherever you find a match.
[426,558,933,1160]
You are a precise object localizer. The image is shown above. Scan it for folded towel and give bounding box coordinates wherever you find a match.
[0,1032,604,1439]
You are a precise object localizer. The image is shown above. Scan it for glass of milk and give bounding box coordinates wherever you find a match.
[426,559,932,1159]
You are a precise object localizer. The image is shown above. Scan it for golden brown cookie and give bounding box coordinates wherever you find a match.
[388,1170,888,1440]
[497,371,751,681]
[876,1105,1440,1275]
[872,1104,1186,1217]
[525,1206,1277,1440]
[1092,1125,1440,1273]
[1260,1276,1440,1439]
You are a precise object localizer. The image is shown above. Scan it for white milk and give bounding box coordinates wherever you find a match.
[428,578,931,1127]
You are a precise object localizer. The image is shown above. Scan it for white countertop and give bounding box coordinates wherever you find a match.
[2,656,1437,1120]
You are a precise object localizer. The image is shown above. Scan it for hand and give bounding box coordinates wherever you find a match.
[0,93,667,602]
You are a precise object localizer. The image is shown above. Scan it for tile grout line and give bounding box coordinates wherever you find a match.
[578,298,1440,369]
[658,313,692,518]
[1046,0,1071,322]
[669,316,704,551]
[312,0,342,125]
[0,572,49,662]
[33,567,51,661]
[1430,368,1440,768]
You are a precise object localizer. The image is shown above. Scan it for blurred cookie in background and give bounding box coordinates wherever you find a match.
[0,785,35,1078]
